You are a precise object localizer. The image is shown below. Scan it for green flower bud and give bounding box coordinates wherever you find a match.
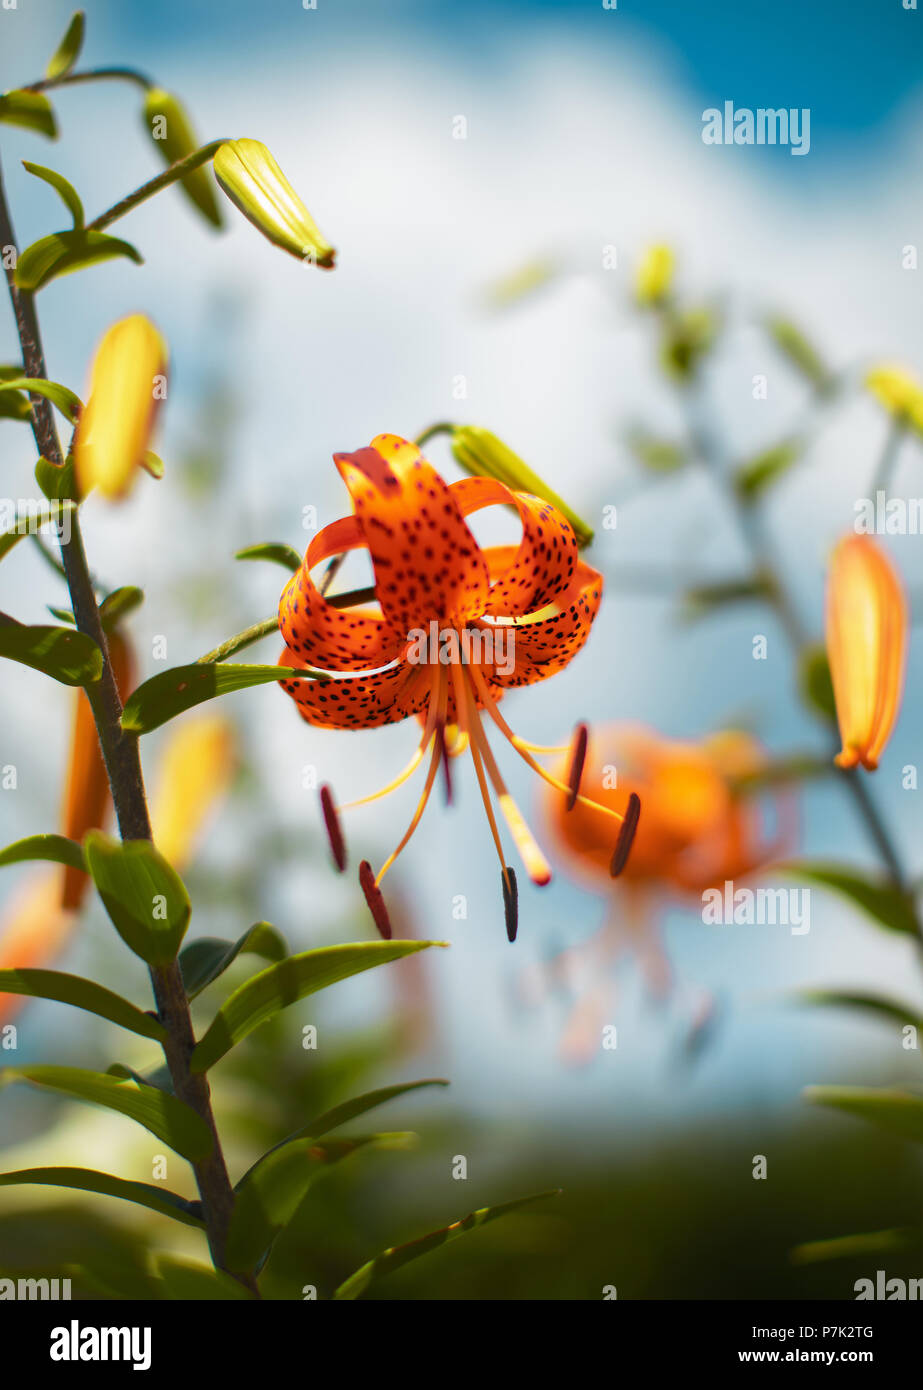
[213,138,335,268]
[450,425,593,548]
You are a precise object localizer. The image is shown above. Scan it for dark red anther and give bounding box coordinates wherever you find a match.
[565,721,588,811]
[502,866,518,943]
[610,792,641,877]
[359,860,392,939]
[319,783,347,872]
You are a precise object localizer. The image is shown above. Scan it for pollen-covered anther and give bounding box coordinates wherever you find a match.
[319,784,347,872]
[565,722,588,811]
[502,866,518,943]
[359,859,392,940]
[610,792,641,877]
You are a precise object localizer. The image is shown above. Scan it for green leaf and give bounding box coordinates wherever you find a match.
[791,1227,919,1267]
[798,643,837,722]
[14,230,143,293]
[0,969,165,1041]
[680,574,773,621]
[804,1086,923,1144]
[734,439,802,501]
[0,502,68,562]
[0,369,30,422]
[0,1066,213,1161]
[179,923,288,1000]
[766,315,833,394]
[778,861,919,936]
[0,377,81,423]
[142,88,223,230]
[334,1189,562,1300]
[797,989,922,1031]
[234,542,302,573]
[0,1167,203,1230]
[141,450,164,479]
[120,661,326,735]
[225,1135,391,1273]
[191,940,446,1073]
[152,1254,254,1300]
[22,161,84,229]
[237,1078,450,1188]
[84,832,191,966]
[36,455,80,502]
[626,429,687,474]
[46,11,86,80]
[0,618,101,685]
[98,585,144,633]
[0,90,57,139]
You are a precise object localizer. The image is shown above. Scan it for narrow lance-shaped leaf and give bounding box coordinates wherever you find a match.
[804,1086,923,1144]
[22,161,84,229]
[0,377,82,423]
[143,88,222,229]
[179,923,288,1000]
[15,230,143,294]
[46,11,86,80]
[0,968,166,1041]
[334,1190,563,1300]
[797,989,922,1031]
[0,1066,213,1161]
[0,90,57,139]
[0,618,102,686]
[191,940,446,1073]
[121,661,327,735]
[765,315,833,394]
[235,542,302,573]
[98,585,144,633]
[0,1168,204,1231]
[83,831,191,966]
[778,861,919,936]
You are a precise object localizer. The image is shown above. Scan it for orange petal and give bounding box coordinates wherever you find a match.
[279,647,433,729]
[482,559,603,689]
[279,515,405,672]
[333,435,490,632]
[450,477,579,615]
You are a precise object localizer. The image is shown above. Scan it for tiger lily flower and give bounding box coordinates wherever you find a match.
[825,534,907,771]
[278,433,637,936]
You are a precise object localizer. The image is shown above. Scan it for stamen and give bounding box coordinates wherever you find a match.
[449,660,509,879]
[565,722,588,811]
[463,670,552,886]
[340,667,440,810]
[502,866,518,942]
[436,720,453,805]
[610,792,642,877]
[375,667,448,886]
[359,859,392,939]
[467,664,624,825]
[319,784,347,871]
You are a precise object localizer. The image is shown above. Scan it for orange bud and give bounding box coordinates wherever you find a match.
[825,535,907,771]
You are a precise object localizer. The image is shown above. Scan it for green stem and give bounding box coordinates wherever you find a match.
[0,150,255,1293]
[24,66,154,95]
[198,618,279,665]
[414,421,456,448]
[87,141,225,232]
[871,417,905,495]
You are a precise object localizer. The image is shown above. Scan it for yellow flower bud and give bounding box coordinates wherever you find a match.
[74,314,168,500]
[636,243,674,306]
[213,138,335,268]
[149,715,236,869]
[825,534,907,771]
[865,364,923,434]
[143,87,222,228]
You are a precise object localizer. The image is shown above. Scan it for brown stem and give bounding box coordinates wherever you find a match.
[0,152,255,1292]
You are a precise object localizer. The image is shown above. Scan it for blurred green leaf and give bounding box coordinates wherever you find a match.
[798,644,837,722]
[484,257,558,309]
[0,377,81,423]
[0,366,30,422]
[22,161,84,229]
[734,439,802,501]
[121,661,326,735]
[765,315,833,394]
[0,1168,202,1230]
[798,989,922,1031]
[152,1254,254,1299]
[804,1086,923,1144]
[791,1227,919,1267]
[660,306,717,380]
[0,832,84,871]
[191,940,446,1073]
[730,753,832,796]
[0,502,68,563]
[778,861,919,936]
[46,12,85,80]
[626,429,687,474]
[15,230,142,293]
[0,91,57,139]
[0,617,101,685]
[98,585,144,633]
[35,455,80,502]
[180,923,288,1000]
[0,969,165,1041]
[235,542,302,573]
[680,574,773,621]
[0,1067,213,1161]
[334,1189,563,1299]
[142,88,222,229]
[84,831,191,966]
[141,451,164,479]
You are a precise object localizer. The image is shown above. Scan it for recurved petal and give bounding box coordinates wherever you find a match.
[279,516,406,672]
[278,647,434,730]
[482,559,603,690]
[333,435,490,633]
[450,477,579,616]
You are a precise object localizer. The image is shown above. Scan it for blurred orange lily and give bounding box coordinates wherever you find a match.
[278,433,636,934]
[825,535,907,771]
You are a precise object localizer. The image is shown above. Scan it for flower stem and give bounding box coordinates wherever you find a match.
[24,66,154,95]
[87,141,225,232]
[0,151,255,1293]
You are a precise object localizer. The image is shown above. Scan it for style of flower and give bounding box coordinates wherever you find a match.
[277,432,639,937]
